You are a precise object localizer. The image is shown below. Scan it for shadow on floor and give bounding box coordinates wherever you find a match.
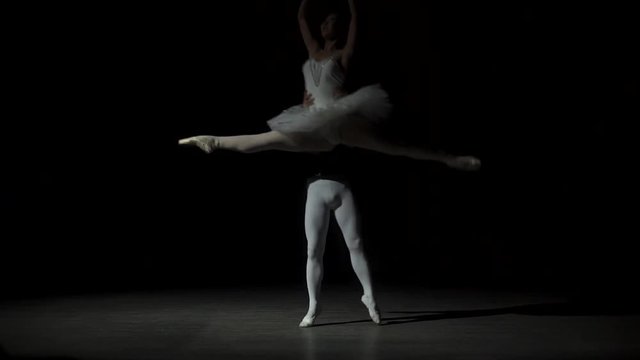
[383,301,640,326]
[313,301,640,327]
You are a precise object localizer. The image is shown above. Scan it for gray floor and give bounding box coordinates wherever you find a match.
[1,286,639,360]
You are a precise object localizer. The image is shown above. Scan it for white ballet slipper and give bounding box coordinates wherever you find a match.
[178,135,219,154]
[299,306,321,328]
[361,294,381,324]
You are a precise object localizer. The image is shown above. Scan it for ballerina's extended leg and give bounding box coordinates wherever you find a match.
[339,122,481,171]
[178,127,480,170]
[178,131,333,154]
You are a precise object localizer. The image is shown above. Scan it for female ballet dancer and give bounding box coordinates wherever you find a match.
[178,0,482,171]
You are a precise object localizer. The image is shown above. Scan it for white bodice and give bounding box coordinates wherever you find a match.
[303,56,346,108]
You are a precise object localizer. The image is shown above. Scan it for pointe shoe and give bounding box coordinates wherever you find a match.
[178,135,219,154]
[361,295,381,325]
[299,307,321,328]
[447,156,481,171]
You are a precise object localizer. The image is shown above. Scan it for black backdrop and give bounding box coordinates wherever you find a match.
[2,1,637,300]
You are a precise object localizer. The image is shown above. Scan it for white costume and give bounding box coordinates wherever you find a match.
[178,55,480,171]
[299,144,381,327]
[267,55,392,144]
[286,58,384,327]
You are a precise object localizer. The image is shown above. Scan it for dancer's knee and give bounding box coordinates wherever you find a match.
[307,244,324,259]
[345,237,363,252]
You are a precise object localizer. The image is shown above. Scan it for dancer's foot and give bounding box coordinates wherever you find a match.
[446,156,481,171]
[361,294,381,324]
[178,135,219,154]
[299,306,321,328]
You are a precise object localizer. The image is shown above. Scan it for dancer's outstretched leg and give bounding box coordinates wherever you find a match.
[179,126,480,170]
[333,185,381,324]
[339,122,481,171]
[300,181,331,327]
[178,131,334,154]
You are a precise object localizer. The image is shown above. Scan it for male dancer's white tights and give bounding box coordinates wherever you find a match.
[300,179,380,327]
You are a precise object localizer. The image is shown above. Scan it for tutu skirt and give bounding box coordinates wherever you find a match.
[267,84,392,144]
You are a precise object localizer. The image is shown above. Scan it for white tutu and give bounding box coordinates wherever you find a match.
[266,56,392,144]
[267,83,392,144]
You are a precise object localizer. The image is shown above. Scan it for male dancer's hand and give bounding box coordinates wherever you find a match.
[303,90,315,107]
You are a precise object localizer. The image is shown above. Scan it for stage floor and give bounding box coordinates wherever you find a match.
[1,286,639,359]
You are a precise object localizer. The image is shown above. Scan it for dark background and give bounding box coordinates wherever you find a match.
[2,1,637,301]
